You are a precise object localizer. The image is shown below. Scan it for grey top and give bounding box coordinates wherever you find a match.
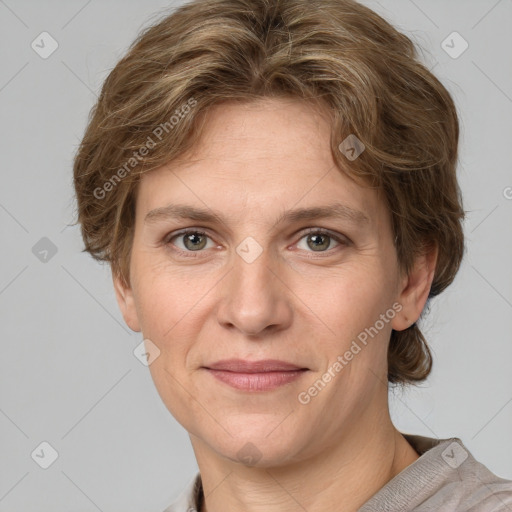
[163,435,512,512]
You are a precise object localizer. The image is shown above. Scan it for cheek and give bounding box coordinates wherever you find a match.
[132,259,216,350]
[131,264,210,424]
[319,262,395,321]
[313,264,397,368]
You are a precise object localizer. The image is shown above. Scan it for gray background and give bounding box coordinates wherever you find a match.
[0,0,511,510]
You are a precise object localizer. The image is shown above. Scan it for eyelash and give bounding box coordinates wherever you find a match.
[163,228,350,258]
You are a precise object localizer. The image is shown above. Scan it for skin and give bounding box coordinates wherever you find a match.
[114,97,437,512]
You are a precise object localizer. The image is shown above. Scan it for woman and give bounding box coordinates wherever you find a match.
[72,0,512,510]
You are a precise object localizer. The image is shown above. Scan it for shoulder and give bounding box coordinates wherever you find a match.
[359,435,512,512]
[449,438,512,512]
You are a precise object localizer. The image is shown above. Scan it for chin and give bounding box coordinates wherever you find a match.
[210,428,307,469]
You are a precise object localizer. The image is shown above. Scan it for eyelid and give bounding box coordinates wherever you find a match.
[164,228,209,244]
[298,227,350,244]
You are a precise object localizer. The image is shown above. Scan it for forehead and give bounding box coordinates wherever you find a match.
[135,98,386,229]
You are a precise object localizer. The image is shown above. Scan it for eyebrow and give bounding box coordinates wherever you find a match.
[144,202,370,228]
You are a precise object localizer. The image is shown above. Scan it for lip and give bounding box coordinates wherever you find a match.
[203,359,309,392]
[204,359,307,372]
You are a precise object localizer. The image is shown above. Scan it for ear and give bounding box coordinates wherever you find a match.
[112,270,141,332]
[391,243,438,331]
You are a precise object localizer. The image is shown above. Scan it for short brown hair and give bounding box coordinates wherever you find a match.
[73,0,465,384]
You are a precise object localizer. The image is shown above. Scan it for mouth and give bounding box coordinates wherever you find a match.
[202,359,309,392]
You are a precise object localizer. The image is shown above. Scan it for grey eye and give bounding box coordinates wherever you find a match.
[297,232,340,252]
[171,231,212,251]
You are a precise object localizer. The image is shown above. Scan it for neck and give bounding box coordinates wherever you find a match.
[190,410,419,512]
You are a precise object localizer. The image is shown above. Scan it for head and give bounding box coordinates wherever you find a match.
[73,0,464,466]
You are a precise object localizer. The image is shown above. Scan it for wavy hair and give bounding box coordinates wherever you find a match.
[73,0,465,384]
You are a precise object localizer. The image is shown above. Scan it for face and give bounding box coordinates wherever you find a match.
[114,97,431,467]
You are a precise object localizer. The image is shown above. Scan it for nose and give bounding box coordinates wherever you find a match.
[215,244,293,337]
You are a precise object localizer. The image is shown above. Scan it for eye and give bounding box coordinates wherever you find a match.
[165,229,216,254]
[295,228,348,254]
[163,227,350,257]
